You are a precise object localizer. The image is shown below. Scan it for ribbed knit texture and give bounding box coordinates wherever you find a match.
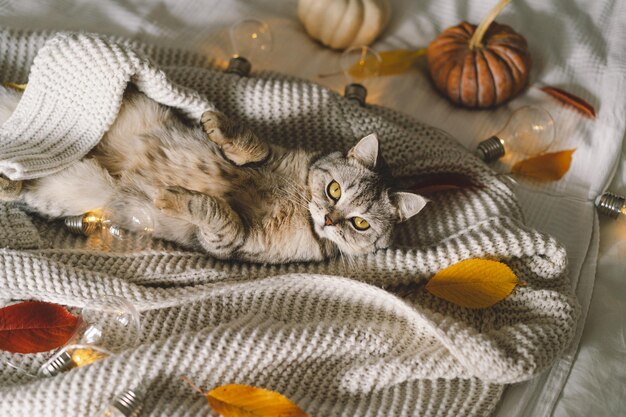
[0,30,579,417]
[0,31,212,180]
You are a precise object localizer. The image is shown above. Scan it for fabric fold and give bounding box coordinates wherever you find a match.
[0,32,212,180]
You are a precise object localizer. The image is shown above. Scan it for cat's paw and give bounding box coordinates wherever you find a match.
[154,187,190,218]
[201,110,270,166]
[0,175,22,201]
[201,111,230,146]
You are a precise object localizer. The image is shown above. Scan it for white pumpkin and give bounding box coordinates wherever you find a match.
[298,0,391,50]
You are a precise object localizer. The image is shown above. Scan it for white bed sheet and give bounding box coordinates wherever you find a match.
[0,0,624,416]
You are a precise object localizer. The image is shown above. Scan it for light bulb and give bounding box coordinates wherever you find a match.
[38,296,141,377]
[226,19,273,76]
[340,46,381,106]
[476,106,556,162]
[100,200,155,241]
[65,200,154,242]
[595,192,626,222]
[93,387,144,417]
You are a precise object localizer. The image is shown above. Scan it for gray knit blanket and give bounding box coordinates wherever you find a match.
[0,30,579,417]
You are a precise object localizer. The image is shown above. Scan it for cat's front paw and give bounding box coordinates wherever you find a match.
[201,111,229,146]
[154,187,190,218]
[0,175,22,201]
[201,110,270,166]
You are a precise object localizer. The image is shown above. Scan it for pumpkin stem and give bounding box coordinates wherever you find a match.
[469,0,511,50]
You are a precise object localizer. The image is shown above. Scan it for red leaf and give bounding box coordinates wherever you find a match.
[541,86,596,119]
[407,173,480,195]
[0,301,79,354]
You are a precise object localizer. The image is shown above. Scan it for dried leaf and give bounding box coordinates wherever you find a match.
[0,301,79,354]
[511,149,575,181]
[206,384,308,417]
[2,82,27,91]
[407,172,479,195]
[425,259,518,309]
[349,48,427,78]
[541,86,596,119]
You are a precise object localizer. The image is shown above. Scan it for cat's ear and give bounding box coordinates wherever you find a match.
[391,192,429,222]
[348,133,379,168]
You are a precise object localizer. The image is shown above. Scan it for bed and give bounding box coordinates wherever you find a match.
[0,0,624,416]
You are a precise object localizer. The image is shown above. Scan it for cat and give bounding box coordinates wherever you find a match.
[0,86,427,263]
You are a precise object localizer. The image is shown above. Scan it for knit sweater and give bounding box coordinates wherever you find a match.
[0,29,579,417]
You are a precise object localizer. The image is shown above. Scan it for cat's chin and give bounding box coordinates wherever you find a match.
[312,221,327,239]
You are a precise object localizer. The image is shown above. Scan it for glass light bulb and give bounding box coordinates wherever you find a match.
[339,46,381,105]
[77,296,141,350]
[339,46,381,84]
[100,200,155,241]
[497,106,555,155]
[476,106,556,162]
[226,19,272,76]
[38,296,141,377]
[230,19,273,59]
[67,200,155,242]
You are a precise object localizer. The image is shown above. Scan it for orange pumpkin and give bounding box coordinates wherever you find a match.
[427,21,531,108]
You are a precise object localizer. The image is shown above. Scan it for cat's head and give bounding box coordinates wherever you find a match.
[308,134,427,256]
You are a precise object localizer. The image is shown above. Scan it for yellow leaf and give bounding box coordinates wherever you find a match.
[511,149,576,181]
[349,48,427,78]
[425,259,518,309]
[206,384,309,417]
[2,82,27,91]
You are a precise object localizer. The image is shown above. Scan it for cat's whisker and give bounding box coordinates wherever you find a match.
[335,246,357,274]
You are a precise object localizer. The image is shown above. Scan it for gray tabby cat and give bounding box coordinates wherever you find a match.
[0,87,427,263]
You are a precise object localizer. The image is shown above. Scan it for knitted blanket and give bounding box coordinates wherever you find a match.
[0,30,579,417]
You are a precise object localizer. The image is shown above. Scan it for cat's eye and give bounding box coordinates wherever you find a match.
[327,180,342,201]
[351,216,370,231]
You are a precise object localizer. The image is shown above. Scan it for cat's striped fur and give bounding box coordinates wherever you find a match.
[0,87,427,263]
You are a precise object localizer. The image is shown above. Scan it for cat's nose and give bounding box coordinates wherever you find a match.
[324,214,333,226]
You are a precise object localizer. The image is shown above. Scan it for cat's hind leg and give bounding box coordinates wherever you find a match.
[0,87,116,217]
[201,110,270,166]
[154,187,244,258]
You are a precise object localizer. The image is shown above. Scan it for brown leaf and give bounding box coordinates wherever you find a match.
[511,149,576,181]
[425,259,519,309]
[206,384,309,417]
[0,301,80,354]
[407,172,479,195]
[541,86,596,119]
